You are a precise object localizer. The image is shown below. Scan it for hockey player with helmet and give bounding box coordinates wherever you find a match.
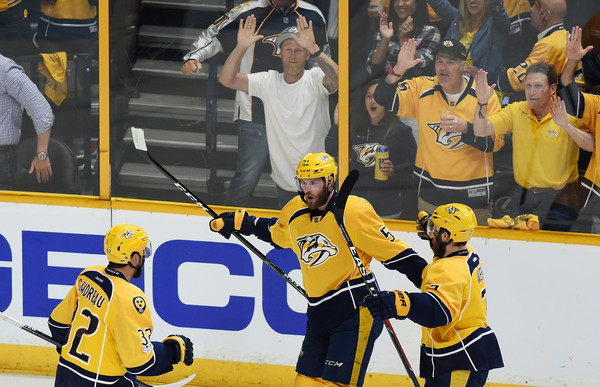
[364,203,504,386]
[209,152,428,387]
[48,224,194,386]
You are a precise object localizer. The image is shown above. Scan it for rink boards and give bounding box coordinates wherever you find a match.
[0,199,598,387]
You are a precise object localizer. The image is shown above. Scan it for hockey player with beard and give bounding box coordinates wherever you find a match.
[364,203,504,386]
[209,152,428,387]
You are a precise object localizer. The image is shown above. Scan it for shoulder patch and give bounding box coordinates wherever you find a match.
[133,296,147,314]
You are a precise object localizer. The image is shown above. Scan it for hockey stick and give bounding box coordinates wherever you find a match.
[139,373,197,387]
[130,127,308,300]
[0,311,62,348]
[0,312,196,387]
[333,170,420,387]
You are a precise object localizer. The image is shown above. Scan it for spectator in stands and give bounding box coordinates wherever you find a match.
[36,0,98,55]
[219,16,337,208]
[0,52,54,189]
[327,79,417,219]
[559,25,600,233]
[367,0,440,79]
[502,0,536,67]
[0,0,35,57]
[374,39,501,224]
[494,0,568,96]
[427,0,509,77]
[181,0,328,208]
[472,62,592,230]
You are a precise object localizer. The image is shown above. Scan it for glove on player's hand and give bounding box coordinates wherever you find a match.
[363,290,411,321]
[417,211,432,241]
[209,209,256,239]
[163,334,194,366]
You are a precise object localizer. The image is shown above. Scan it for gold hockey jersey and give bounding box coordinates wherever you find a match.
[49,265,159,383]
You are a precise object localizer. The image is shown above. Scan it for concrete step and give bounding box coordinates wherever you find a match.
[137,25,203,51]
[123,127,237,152]
[128,92,235,121]
[118,162,277,198]
[132,59,223,80]
[141,0,228,12]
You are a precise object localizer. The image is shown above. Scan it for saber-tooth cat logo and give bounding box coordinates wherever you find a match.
[297,233,339,267]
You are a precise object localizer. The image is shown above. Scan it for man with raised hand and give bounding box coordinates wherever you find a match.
[209,152,428,387]
[181,0,328,208]
[558,25,600,233]
[472,61,592,230]
[373,38,501,224]
[363,203,503,387]
[219,15,337,207]
[48,224,194,386]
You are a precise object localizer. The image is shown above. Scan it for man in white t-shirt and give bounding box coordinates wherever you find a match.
[219,14,338,207]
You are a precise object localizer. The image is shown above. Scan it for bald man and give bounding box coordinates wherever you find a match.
[495,0,569,94]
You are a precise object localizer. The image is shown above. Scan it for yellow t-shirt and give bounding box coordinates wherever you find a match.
[489,101,586,189]
[460,31,476,68]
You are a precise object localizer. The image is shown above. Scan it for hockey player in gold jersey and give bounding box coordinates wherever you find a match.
[48,224,194,386]
[364,203,503,386]
[209,152,428,387]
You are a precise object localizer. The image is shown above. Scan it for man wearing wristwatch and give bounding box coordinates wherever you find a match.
[0,53,54,189]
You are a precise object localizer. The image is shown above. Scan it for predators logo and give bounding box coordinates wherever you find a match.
[133,296,147,314]
[297,233,339,267]
[352,143,379,167]
[427,122,465,150]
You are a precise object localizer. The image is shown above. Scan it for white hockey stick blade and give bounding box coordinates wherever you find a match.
[131,127,148,151]
[139,373,196,387]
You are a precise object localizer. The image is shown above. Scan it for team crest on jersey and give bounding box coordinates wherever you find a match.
[297,233,339,267]
[546,129,558,137]
[133,296,146,314]
[427,122,465,150]
[352,143,378,167]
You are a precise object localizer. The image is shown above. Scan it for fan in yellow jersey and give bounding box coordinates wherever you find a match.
[495,0,569,94]
[471,61,592,230]
[558,25,600,233]
[209,152,428,387]
[363,203,503,386]
[37,0,98,54]
[48,224,194,387]
[373,38,501,224]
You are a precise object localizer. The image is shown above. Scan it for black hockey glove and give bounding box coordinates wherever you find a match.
[163,334,194,366]
[209,209,257,239]
[416,211,432,241]
[363,290,410,321]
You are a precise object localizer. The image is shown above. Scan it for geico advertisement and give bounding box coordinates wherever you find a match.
[0,203,421,370]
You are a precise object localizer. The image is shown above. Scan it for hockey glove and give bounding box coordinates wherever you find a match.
[363,290,411,321]
[417,211,432,241]
[209,209,257,239]
[163,334,194,366]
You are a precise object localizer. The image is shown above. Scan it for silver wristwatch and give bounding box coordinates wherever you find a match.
[37,151,47,160]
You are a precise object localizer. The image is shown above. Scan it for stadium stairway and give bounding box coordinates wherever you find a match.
[113,0,279,208]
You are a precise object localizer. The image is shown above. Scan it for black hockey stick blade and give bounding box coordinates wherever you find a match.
[333,169,359,224]
[0,311,62,348]
[332,170,421,387]
[130,128,308,300]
